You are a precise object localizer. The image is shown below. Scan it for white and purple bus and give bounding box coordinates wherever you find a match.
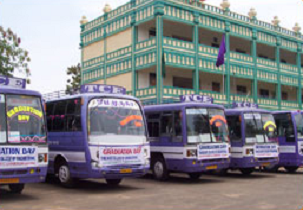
[225,102,279,175]
[272,111,303,173]
[144,95,231,180]
[45,85,150,187]
[0,76,48,194]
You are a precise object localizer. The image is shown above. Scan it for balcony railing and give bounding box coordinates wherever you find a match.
[199,90,226,103]
[230,52,253,63]
[199,44,218,56]
[257,57,277,70]
[281,100,299,109]
[136,38,156,51]
[280,63,298,74]
[230,94,253,103]
[163,86,195,97]
[163,37,195,51]
[258,98,279,108]
[136,86,157,98]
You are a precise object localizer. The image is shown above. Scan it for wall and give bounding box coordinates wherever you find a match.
[280,49,297,65]
[138,20,156,42]
[106,28,132,53]
[230,77,252,95]
[107,72,132,91]
[83,40,104,61]
[199,28,223,46]
[282,85,297,101]
[138,67,156,89]
[199,72,224,93]
[163,20,193,41]
[257,43,276,60]
[230,36,251,55]
[258,81,277,99]
[163,67,193,86]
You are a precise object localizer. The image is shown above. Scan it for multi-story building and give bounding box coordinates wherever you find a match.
[80,0,303,110]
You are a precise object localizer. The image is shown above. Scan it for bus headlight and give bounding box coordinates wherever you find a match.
[246,149,254,155]
[38,154,48,163]
[186,149,197,157]
[144,148,149,158]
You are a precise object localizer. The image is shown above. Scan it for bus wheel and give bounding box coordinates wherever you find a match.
[106,179,122,186]
[188,173,201,180]
[240,168,254,175]
[152,157,169,181]
[9,184,24,194]
[58,163,74,188]
[284,166,299,173]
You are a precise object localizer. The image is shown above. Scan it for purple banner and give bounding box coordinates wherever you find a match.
[80,85,126,95]
[0,76,26,89]
[180,95,213,104]
[232,101,258,109]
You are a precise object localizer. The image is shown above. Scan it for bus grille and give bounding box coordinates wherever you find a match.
[0,170,28,176]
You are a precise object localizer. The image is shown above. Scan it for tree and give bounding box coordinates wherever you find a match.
[66,63,81,93]
[0,26,31,83]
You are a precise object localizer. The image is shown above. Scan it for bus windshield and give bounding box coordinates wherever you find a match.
[294,113,303,139]
[5,95,47,144]
[88,98,146,144]
[244,112,277,143]
[186,108,229,144]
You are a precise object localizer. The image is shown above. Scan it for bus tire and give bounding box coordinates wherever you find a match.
[284,166,299,173]
[188,173,201,180]
[58,163,74,188]
[106,179,122,186]
[9,184,24,194]
[240,168,254,175]
[152,156,169,181]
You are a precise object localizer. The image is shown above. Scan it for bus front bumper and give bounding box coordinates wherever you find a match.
[0,167,47,185]
[88,164,150,179]
[230,157,278,169]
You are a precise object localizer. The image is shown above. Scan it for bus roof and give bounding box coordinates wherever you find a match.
[225,108,272,115]
[144,102,225,112]
[0,85,42,97]
[45,93,140,103]
[272,110,303,115]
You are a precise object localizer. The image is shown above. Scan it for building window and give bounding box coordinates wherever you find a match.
[212,82,220,93]
[172,35,192,42]
[237,85,247,95]
[281,59,287,64]
[150,73,157,86]
[259,89,269,99]
[282,92,288,100]
[211,37,219,48]
[236,49,246,54]
[173,77,193,89]
[258,54,268,59]
[149,28,156,38]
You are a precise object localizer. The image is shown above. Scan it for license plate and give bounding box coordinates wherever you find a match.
[262,163,270,167]
[120,169,132,174]
[206,165,218,170]
[0,178,19,184]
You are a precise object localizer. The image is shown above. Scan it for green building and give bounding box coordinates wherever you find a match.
[80,0,303,110]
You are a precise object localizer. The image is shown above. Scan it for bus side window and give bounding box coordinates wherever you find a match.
[52,101,67,132]
[172,111,183,142]
[146,113,160,139]
[275,114,295,142]
[46,103,55,132]
[160,112,173,137]
[226,115,241,142]
[66,99,82,132]
[0,94,7,143]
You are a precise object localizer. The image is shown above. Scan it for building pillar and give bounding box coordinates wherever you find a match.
[225,21,231,106]
[276,37,281,110]
[155,3,164,104]
[252,29,258,104]
[193,13,199,94]
[103,28,107,85]
[131,11,137,96]
[297,44,302,109]
[80,25,85,85]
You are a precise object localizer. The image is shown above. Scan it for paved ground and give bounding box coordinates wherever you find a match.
[0,169,303,210]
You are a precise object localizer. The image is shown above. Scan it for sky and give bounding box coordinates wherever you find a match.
[1,0,303,94]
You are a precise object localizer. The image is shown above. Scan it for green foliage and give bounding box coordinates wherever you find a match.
[0,26,31,84]
[66,63,81,93]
